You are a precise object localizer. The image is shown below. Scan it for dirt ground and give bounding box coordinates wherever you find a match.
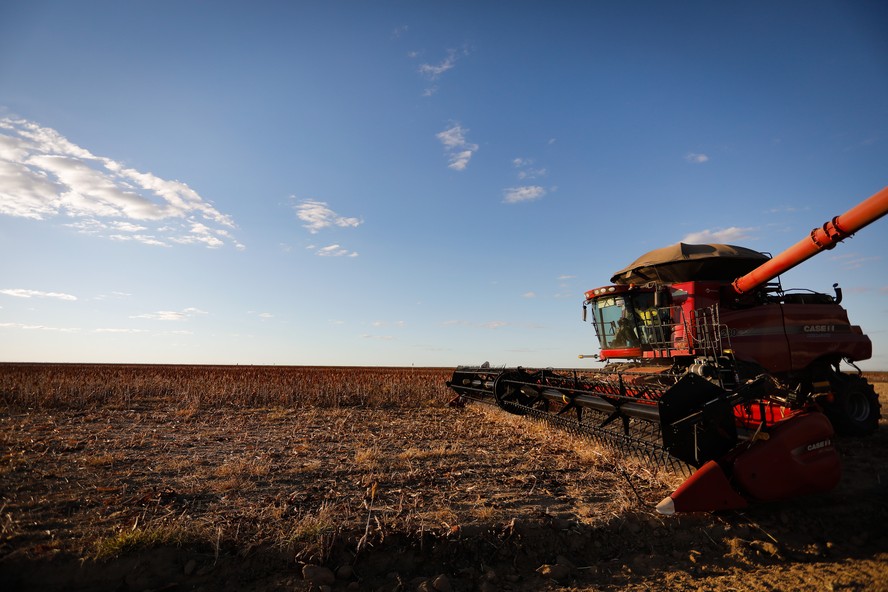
[1,377,886,591]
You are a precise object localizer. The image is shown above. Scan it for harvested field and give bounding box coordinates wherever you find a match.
[0,364,886,591]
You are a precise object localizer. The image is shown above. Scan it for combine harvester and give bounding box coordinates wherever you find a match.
[447,186,888,514]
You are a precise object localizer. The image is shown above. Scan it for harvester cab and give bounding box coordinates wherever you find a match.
[447,186,888,514]
[583,283,712,363]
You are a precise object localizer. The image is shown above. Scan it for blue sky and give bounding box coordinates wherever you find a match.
[1,1,887,369]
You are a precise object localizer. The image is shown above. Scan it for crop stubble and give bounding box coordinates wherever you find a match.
[0,364,886,591]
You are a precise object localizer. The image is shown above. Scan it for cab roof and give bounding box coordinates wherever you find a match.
[610,243,769,285]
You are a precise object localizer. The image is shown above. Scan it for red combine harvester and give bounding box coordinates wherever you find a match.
[447,186,888,514]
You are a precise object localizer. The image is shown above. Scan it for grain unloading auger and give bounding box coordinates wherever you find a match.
[447,186,888,514]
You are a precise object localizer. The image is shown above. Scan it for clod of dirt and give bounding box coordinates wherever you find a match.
[183,559,197,575]
[302,564,335,586]
[432,573,452,592]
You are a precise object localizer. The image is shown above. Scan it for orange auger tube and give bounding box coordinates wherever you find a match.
[732,186,888,294]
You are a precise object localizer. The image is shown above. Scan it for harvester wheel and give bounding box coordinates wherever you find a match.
[493,372,547,415]
[826,376,881,437]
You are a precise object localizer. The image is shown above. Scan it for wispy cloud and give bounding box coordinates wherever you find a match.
[685,152,710,164]
[766,205,807,214]
[94,291,132,301]
[130,307,208,321]
[416,47,469,95]
[0,117,243,249]
[371,320,406,329]
[829,252,881,270]
[0,288,77,301]
[246,310,276,319]
[681,226,755,243]
[307,244,359,258]
[294,198,362,234]
[503,186,546,204]
[437,124,478,171]
[513,157,547,180]
[0,322,80,332]
[504,151,553,203]
[442,320,509,330]
[419,52,458,79]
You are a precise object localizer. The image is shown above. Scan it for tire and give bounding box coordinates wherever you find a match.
[825,376,881,437]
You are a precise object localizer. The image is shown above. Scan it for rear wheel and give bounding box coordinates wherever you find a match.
[825,376,881,436]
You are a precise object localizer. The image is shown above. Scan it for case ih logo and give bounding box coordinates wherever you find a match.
[806,439,832,452]
[803,325,836,333]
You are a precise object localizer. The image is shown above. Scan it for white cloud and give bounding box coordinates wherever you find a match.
[94,291,132,301]
[415,46,470,95]
[419,47,469,79]
[503,185,546,204]
[436,124,478,171]
[449,150,475,171]
[0,117,241,248]
[294,198,362,234]
[518,168,546,180]
[110,221,147,232]
[130,307,208,321]
[109,233,169,247]
[437,125,469,149]
[419,52,457,79]
[685,152,710,164]
[522,291,536,299]
[681,226,755,243]
[311,243,359,257]
[0,288,77,301]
